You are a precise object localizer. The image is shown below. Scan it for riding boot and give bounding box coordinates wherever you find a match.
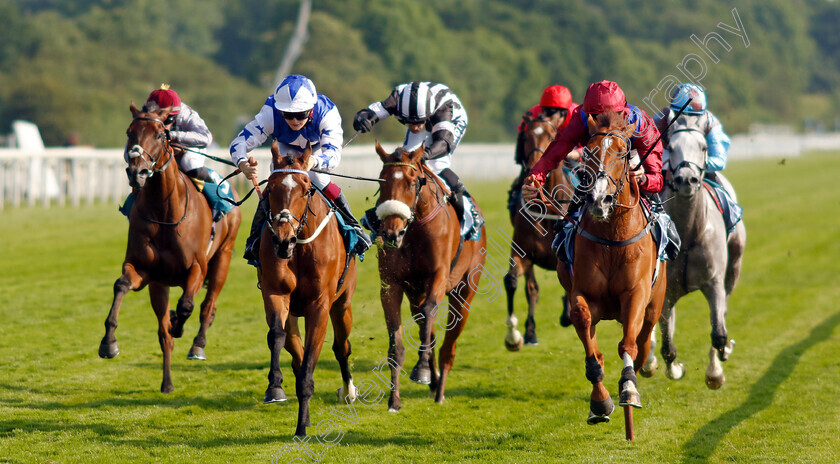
[644,191,664,214]
[333,192,372,255]
[703,170,720,184]
[243,196,268,265]
[186,167,213,183]
[440,168,467,230]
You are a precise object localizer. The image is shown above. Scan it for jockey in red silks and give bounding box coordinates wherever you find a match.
[523,80,664,204]
[517,85,578,136]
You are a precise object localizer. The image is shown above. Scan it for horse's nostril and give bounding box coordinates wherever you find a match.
[604,194,614,204]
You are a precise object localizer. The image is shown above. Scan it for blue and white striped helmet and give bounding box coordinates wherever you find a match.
[670,83,707,115]
[273,75,317,112]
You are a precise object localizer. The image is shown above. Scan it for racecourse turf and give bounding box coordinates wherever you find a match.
[1,151,838,463]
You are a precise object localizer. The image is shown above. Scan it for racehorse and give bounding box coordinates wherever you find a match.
[259,141,358,437]
[371,143,486,410]
[99,103,241,393]
[503,116,575,350]
[556,109,665,435]
[643,115,746,388]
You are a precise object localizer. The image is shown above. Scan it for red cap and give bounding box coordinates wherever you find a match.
[146,84,181,114]
[582,80,626,114]
[539,85,573,109]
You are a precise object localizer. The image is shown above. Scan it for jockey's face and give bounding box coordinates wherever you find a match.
[282,110,311,131]
[407,122,425,134]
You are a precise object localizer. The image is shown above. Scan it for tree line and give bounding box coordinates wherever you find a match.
[1,0,837,147]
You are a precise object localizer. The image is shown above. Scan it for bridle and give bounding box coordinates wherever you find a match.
[666,127,707,191]
[125,115,188,227]
[583,130,634,210]
[379,161,447,233]
[264,168,317,243]
[125,116,176,178]
[524,116,558,165]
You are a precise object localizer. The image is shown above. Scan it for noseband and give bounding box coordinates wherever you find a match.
[265,169,316,241]
[126,116,175,176]
[583,131,632,208]
[666,127,707,191]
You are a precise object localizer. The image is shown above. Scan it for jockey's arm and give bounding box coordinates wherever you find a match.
[705,111,730,172]
[229,104,273,178]
[170,105,213,148]
[528,109,587,185]
[631,111,665,193]
[313,106,344,171]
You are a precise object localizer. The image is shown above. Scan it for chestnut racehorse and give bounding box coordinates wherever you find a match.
[371,143,486,411]
[504,116,576,350]
[259,142,358,437]
[556,109,665,433]
[99,103,241,393]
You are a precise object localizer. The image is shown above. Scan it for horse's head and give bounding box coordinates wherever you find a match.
[523,117,558,170]
[581,109,636,221]
[125,102,175,188]
[667,115,708,197]
[265,141,314,260]
[374,142,425,248]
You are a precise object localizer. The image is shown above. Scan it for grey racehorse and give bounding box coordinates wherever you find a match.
[642,115,746,389]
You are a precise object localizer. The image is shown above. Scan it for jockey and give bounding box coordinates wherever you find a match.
[231,74,372,264]
[511,85,580,211]
[352,81,483,237]
[523,80,664,206]
[121,84,233,220]
[655,83,731,183]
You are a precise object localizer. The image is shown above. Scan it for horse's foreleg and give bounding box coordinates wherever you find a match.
[523,263,540,345]
[150,283,174,393]
[617,289,650,409]
[264,294,291,404]
[570,295,612,424]
[503,255,525,351]
[331,298,356,404]
[659,295,685,380]
[381,283,405,412]
[295,302,330,437]
[171,263,204,338]
[99,264,145,359]
[189,247,233,361]
[410,274,448,386]
[701,280,731,389]
[285,316,303,377]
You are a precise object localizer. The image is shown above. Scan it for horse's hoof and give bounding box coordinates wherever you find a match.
[641,356,658,378]
[705,373,725,390]
[435,395,445,404]
[98,339,120,359]
[264,387,287,403]
[587,396,614,425]
[410,364,432,385]
[387,407,400,413]
[619,383,643,409]
[161,382,174,394]
[504,335,524,351]
[187,346,206,361]
[666,362,686,380]
[169,310,184,338]
[524,332,538,346]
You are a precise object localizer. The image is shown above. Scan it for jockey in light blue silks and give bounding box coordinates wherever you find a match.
[121,85,235,221]
[230,74,372,265]
[655,83,742,232]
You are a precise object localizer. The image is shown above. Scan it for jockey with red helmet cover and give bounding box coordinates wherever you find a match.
[523,80,664,200]
[517,85,577,135]
[230,74,371,264]
[121,84,234,220]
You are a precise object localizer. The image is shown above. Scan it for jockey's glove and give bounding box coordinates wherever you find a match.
[353,109,378,133]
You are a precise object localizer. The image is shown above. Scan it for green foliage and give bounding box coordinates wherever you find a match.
[0,1,837,147]
[1,153,840,462]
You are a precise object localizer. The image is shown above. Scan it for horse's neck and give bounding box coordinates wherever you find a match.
[142,164,187,217]
[415,180,447,222]
[666,189,708,244]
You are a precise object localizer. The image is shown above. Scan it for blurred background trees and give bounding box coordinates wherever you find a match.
[0,0,837,147]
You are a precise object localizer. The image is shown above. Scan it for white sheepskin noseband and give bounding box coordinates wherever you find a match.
[376,200,413,221]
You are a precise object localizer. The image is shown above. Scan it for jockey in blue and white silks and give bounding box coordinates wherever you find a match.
[655,83,731,175]
[230,74,371,264]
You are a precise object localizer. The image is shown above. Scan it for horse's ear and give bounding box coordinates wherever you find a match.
[375,141,389,161]
[587,113,599,135]
[130,102,140,116]
[160,108,172,120]
[409,144,425,162]
[300,141,312,168]
[625,122,637,139]
[270,140,282,166]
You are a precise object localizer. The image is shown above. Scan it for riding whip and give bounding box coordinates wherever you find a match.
[631,97,692,171]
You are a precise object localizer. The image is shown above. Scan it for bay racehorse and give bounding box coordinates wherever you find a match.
[504,116,575,350]
[555,109,665,434]
[643,114,746,388]
[259,141,358,437]
[371,143,486,410]
[99,103,241,393]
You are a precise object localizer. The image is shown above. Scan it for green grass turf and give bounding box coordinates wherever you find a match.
[1,152,839,463]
